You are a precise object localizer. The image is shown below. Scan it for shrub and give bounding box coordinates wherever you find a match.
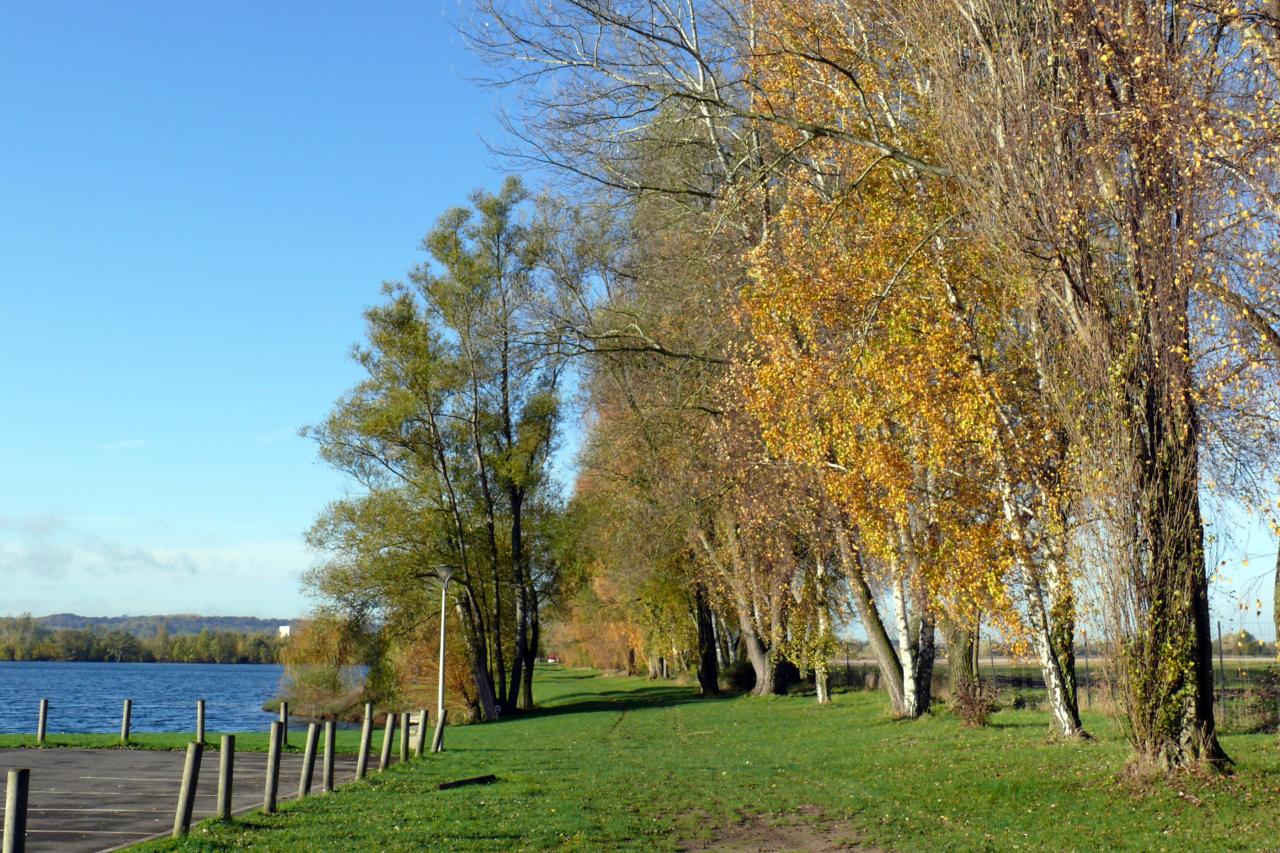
[774,660,803,694]
[951,676,995,727]
[725,659,756,692]
[1231,667,1280,733]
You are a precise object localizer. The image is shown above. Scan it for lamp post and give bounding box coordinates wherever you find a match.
[433,564,456,752]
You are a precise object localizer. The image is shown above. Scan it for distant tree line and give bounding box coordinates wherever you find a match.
[35,612,293,636]
[0,614,284,663]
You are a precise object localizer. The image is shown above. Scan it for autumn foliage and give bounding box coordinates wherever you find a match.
[280,0,1280,776]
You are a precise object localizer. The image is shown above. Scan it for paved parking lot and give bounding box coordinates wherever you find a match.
[0,747,360,852]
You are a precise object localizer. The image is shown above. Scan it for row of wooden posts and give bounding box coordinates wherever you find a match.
[2,700,448,853]
[33,696,211,746]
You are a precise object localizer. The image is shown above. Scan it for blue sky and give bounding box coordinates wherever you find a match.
[0,2,522,618]
[0,3,1273,637]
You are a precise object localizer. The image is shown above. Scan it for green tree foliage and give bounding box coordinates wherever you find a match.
[0,614,283,663]
[304,178,566,719]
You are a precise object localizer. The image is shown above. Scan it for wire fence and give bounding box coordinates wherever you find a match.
[828,629,1280,734]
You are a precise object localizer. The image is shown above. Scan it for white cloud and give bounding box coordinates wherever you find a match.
[0,513,311,617]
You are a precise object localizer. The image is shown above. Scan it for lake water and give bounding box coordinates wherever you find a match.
[0,662,285,734]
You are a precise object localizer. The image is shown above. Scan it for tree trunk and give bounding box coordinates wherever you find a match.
[976,400,1083,738]
[466,372,507,714]
[507,490,534,711]
[939,271,1085,739]
[742,627,774,696]
[831,517,906,712]
[711,611,729,670]
[893,579,918,716]
[460,601,500,722]
[694,584,720,695]
[943,619,977,696]
[894,578,934,718]
[914,604,935,714]
[1047,553,1080,714]
[520,595,538,710]
[1127,385,1224,767]
[1110,138,1223,764]
[814,553,832,704]
[694,519,774,697]
[508,589,527,708]
[470,651,500,722]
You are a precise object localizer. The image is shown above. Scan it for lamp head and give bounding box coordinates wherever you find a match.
[434,564,457,584]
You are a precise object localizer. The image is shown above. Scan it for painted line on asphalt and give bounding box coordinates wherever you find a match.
[29,788,183,795]
[26,829,145,835]
[29,807,170,813]
[76,768,183,778]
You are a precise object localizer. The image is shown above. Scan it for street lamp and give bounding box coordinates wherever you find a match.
[432,564,456,753]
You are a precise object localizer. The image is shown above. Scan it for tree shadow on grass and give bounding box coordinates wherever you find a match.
[522,684,737,721]
[538,669,600,680]
[987,717,1051,729]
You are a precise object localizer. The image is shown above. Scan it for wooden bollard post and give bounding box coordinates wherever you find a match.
[322,721,335,793]
[35,700,46,747]
[414,709,428,758]
[378,712,395,771]
[263,721,282,814]
[279,702,289,747]
[3,768,29,853]
[398,712,410,763]
[431,709,447,754]
[196,699,205,743]
[355,703,373,779]
[217,734,235,821]
[172,742,203,838]
[120,699,132,744]
[298,722,319,798]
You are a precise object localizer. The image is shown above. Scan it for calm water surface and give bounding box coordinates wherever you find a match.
[0,662,285,734]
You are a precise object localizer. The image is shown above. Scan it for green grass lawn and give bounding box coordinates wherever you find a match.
[118,666,1280,852]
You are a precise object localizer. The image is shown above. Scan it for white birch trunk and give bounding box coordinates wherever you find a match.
[943,275,1083,739]
[892,517,932,718]
[1025,579,1081,737]
[816,664,830,704]
[893,576,920,718]
[815,554,831,705]
[995,470,1083,739]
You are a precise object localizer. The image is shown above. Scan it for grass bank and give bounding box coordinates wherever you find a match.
[0,730,367,753]
[127,665,1280,851]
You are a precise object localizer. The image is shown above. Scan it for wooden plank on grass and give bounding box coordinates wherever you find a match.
[436,775,496,791]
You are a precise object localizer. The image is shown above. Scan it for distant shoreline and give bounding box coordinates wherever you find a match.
[0,659,281,665]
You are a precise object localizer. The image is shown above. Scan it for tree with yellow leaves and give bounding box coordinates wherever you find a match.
[472,0,1280,768]
[740,0,1085,732]
[912,0,1280,768]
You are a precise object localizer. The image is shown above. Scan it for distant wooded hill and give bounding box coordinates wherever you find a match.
[34,613,294,638]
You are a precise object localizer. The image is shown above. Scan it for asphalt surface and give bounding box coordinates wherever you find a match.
[0,746,362,852]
